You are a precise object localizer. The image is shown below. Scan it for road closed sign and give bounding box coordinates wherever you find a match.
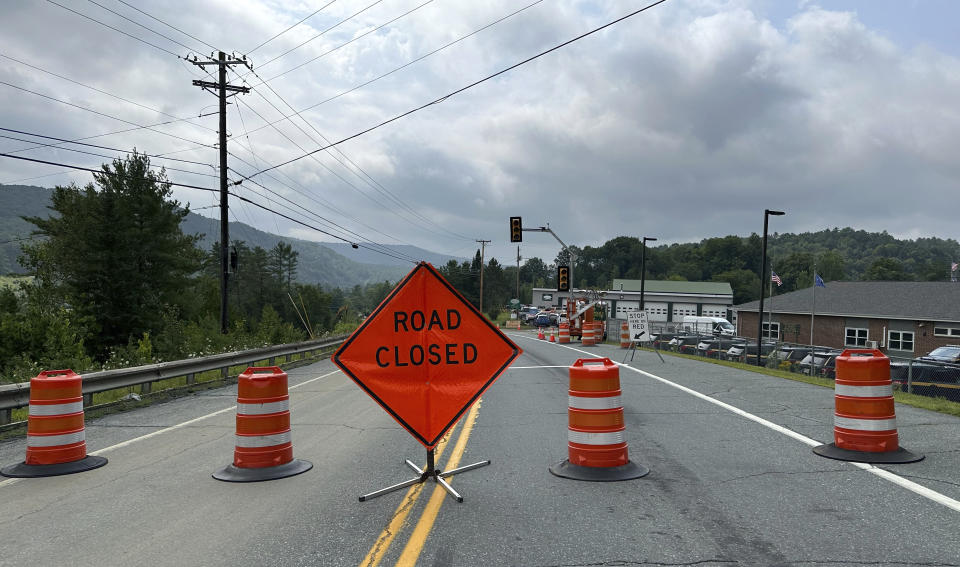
[333,262,522,448]
[627,311,651,343]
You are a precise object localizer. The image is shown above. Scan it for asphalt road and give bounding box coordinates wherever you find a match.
[1,331,958,567]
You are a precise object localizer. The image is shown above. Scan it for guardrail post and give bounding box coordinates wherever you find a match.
[269,356,276,366]
[0,408,10,426]
[140,381,152,395]
[83,392,93,406]
[221,367,229,382]
[186,373,195,386]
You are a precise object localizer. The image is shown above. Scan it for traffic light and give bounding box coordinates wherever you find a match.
[557,265,570,292]
[510,216,522,242]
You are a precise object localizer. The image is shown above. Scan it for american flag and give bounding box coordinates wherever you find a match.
[771,271,782,286]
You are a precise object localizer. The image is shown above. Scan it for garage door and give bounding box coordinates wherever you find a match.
[672,303,697,321]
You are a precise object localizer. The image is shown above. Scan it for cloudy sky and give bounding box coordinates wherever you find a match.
[1,0,958,267]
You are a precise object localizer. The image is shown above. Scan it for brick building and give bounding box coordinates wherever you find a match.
[734,281,960,356]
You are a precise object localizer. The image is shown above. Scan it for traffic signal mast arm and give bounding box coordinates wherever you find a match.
[530,225,576,292]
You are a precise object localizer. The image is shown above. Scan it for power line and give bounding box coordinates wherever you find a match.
[241,0,669,182]
[83,0,206,54]
[0,154,416,264]
[0,132,218,180]
[0,79,214,149]
[0,51,217,135]
[259,0,435,83]
[43,0,180,57]
[0,127,215,168]
[113,0,220,53]
[0,153,217,193]
[252,0,386,72]
[245,1,338,55]
[247,0,544,131]
[241,75,472,242]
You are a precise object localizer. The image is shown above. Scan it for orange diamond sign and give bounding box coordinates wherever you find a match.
[333,262,522,448]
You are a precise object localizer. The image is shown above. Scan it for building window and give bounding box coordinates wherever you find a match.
[933,326,960,338]
[888,330,914,352]
[845,327,868,346]
[762,322,780,339]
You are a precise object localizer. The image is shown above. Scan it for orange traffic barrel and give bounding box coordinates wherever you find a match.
[549,358,648,481]
[581,323,595,346]
[213,367,313,482]
[558,323,570,343]
[1,370,107,478]
[813,350,922,464]
[619,322,630,348]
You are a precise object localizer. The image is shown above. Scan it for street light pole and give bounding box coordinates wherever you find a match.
[757,209,784,366]
[640,237,657,313]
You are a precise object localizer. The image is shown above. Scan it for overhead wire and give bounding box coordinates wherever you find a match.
[245,1,338,56]
[240,0,669,182]
[242,67,471,241]
[0,80,214,149]
[0,152,417,263]
[258,0,435,84]
[245,0,544,132]
[83,0,207,54]
[251,0,386,72]
[42,0,180,57]
[0,132,218,180]
[113,0,221,53]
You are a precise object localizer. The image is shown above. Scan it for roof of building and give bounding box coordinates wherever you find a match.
[736,281,960,322]
[612,279,733,296]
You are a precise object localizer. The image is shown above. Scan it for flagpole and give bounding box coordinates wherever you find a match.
[810,262,816,346]
[768,266,774,341]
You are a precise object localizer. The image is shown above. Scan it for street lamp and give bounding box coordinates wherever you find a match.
[756,209,785,366]
[640,237,657,314]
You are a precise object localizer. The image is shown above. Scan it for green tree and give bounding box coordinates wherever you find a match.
[21,152,201,358]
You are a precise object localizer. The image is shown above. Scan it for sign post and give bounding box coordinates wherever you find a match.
[624,311,663,363]
[333,262,521,502]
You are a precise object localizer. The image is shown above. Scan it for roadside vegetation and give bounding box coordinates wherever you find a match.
[0,153,390,384]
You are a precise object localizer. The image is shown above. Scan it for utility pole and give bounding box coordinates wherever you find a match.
[190,51,251,334]
[477,239,490,315]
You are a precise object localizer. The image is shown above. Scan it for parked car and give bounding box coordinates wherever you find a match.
[532,313,559,328]
[890,346,960,398]
[796,350,841,377]
[725,340,776,363]
[696,337,744,359]
[520,306,540,324]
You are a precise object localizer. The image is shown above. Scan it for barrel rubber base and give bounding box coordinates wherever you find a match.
[549,459,649,482]
[212,458,313,482]
[1,455,108,478]
[812,443,924,464]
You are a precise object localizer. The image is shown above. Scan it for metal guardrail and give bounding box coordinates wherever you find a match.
[0,334,348,425]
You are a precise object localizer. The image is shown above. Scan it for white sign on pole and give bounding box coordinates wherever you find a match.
[627,311,650,343]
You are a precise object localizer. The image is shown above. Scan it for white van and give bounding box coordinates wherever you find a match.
[681,316,735,337]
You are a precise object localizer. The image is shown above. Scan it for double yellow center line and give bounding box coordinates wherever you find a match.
[360,400,484,567]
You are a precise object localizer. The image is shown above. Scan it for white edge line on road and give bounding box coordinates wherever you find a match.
[510,333,960,513]
[0,369,342,489]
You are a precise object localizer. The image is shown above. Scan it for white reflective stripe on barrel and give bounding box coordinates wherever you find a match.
[29,401,84,416]
[27,430,85,447]
[235,431,291,448]
[237,400,289,415]
[568,395,623,410]
[568,430,625,445]
[835,384,893,398]
[834,416,897,431]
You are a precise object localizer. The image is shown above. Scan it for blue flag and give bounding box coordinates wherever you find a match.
[815,273,825,288]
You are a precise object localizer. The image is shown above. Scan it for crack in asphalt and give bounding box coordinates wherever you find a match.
[707,468,848,486]
[533,560,737,567]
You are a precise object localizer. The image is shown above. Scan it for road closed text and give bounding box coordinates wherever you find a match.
[374,309,478,368]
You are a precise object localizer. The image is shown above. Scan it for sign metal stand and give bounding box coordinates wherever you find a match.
[623,311,664,364]
[359,448,490,503]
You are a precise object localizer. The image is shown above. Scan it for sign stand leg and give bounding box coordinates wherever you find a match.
[359,448,490,503]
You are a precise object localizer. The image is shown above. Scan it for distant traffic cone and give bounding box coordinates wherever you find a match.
[550,358,649,481]
[813,349,923,464]
[550,330,556,342]
[1,370,107,478]
[213,367,313,482]
[538,328,545,340]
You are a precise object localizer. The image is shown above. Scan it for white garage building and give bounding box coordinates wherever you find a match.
[531,279,734,325]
